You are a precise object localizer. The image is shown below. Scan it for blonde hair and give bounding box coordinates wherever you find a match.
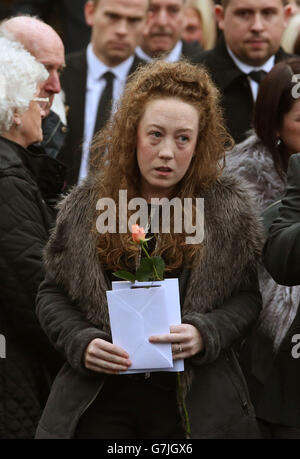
[281,12,300,52]
[186,0,217,50]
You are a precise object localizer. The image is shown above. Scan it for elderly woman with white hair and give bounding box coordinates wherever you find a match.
[0,35,65,439]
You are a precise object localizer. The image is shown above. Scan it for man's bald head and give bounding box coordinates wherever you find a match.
[1,17,65,115]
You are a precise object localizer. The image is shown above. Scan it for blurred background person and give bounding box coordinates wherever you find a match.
[182,0,217,50]
[0,34,64,439]
[288,0,300,15]
[136,0,203,62]
[227,58,300,438]
[197,0,292,144]
[11,0,90,54]
[0,16,67,165]
[281,12,300,54]
[58,0,148,189]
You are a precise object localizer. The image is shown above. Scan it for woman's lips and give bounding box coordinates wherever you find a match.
[155,167,173,176]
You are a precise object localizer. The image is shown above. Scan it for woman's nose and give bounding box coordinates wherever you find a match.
[158,139,174,159]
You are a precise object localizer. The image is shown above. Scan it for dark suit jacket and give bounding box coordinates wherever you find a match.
[59,51,145,187]
[181,40,204,63]
[195,38,291,143]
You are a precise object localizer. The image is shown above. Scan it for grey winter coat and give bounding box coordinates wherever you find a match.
[35,171,264,439]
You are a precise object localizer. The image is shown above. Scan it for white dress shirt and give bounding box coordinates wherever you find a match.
[135,40,183,63]
[227,45,275,101]
[79,44,134,183]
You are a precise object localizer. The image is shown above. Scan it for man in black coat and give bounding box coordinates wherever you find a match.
[136,0,203,63]
[196,0,292,143]
[58,0,148,188]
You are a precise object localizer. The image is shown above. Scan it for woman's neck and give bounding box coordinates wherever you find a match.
[1,128,27,149]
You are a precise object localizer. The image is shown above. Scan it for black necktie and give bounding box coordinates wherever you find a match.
[93,71,115,136]
[248,70,267,84]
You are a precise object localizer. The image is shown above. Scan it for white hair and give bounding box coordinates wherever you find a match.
[0,34,48,133]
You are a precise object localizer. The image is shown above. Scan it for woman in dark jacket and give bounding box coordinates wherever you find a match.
[227,58,300,438]
[35,60,263,439]
[0,35,64,438]
[261,153,300,437]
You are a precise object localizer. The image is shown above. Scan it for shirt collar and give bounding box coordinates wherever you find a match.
[226,44,275,75]
[135,40,183,63]
[86,43,135,84]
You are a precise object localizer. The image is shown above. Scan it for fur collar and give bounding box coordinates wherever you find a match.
[226,133,286,210]
[226,133,299,352]
[44,171,263,333]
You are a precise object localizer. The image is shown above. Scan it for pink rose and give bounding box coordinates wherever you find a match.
[132,224,146,243]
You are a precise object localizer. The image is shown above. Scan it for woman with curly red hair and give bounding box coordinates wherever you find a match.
[35,60,263,439]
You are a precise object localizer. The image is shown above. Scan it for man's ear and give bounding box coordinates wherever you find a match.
[283,5,292,27]
[84,0,96,27]
[215,5,225,31]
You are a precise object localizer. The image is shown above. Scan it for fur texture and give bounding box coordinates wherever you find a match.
[45,171,263,330]
[227,133,300,350]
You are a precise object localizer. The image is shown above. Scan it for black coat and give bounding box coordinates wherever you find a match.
[259,153,300,428]
[195,38,291,143]
[0,136,65,438]
[59,52,145,188]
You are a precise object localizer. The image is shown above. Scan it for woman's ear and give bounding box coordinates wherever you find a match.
[12,111,22,127]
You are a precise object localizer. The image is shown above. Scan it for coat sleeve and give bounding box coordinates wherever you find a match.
[0,174,56,347]
[263,153,300,286]
[36,273,111,375]
[182,271,262,365]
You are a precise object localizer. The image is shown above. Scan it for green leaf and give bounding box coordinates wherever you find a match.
[136,258,155,282]
[152,256,165,280]
[112,271,136,282]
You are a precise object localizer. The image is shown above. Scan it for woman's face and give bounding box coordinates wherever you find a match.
[182,7,203,44]
[279,98,300,156]
[136,97,199,200]
[17,94,46,147]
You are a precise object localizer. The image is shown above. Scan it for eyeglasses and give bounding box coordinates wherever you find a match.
[32,97,50,110]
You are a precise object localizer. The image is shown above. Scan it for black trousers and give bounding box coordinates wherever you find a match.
[75,372,185,439]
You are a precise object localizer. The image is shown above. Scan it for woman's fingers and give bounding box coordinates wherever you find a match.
[149,324,204,358]
[84,338,131,374]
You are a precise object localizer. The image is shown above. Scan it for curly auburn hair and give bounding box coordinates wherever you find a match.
[91,59,232,273]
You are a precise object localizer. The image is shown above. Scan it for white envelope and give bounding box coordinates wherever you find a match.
[107,279,184,374]
[107,285,173,370]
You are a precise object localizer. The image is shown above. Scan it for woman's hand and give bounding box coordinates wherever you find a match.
[149,324,204,360]
[84,338,132,374]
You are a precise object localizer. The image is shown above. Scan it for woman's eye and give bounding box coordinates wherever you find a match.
[150,131,161,138]
[178,135,189,142]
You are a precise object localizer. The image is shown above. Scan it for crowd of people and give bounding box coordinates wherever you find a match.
[1,0,300,440]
